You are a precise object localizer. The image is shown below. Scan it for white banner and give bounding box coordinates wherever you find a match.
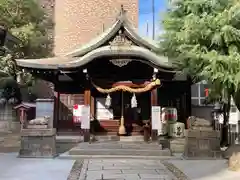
[73,104,84,117]
[81,105,90,129]
[73,104,84,123]
[151,106,161,130]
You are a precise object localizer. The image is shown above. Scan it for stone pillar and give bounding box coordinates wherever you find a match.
[18,99,57,158]
[35,99,54,128]
[19,127,57,158]
[184,119,221,159]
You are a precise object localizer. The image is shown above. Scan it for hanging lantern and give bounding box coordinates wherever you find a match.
[131,93,137,108]
[0,98,6,105]
[8,97,17,104]
[16,72,24,85]
[105,94,111,108]
[204,88,209,97]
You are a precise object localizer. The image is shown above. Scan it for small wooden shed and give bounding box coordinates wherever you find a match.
[14,102,36,124]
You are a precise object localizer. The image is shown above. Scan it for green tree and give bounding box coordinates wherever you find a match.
[160,0,240,146]
[0,0,53,102]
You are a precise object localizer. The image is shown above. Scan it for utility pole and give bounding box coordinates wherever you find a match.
[152,0,155,40]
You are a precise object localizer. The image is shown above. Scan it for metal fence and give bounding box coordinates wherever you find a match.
[214,120,240,145]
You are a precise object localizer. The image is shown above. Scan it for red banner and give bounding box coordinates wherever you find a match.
[73,116,81,123]
[73,104,82,124]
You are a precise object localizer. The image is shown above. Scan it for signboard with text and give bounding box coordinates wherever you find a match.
[151,106,161,130]
[73,104,84,123]
[81,105,90,129]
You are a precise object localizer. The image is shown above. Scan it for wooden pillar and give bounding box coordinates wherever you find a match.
[151,88,158,141]
[19,108,27,129]
[90,95,95,119]
[84,89,91,106]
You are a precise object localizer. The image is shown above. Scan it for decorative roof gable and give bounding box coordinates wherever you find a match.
[15,6,174,71]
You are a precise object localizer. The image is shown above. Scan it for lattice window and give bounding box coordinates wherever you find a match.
[191,81,209,106]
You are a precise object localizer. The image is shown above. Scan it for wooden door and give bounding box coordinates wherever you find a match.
[123,92,151,135]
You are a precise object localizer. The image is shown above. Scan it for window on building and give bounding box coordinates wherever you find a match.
[191,81,210,106]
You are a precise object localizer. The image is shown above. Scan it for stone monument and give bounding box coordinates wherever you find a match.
[228,152,240,171]
[222,144,240,171]
[184,117,222,159]
[18,99,57,158]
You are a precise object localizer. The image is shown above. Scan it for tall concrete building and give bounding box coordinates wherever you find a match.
[40,0,138,56]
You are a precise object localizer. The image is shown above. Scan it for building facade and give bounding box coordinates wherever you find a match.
[15,1,191,135]
[39,0,138,56]
[16,7,191,135]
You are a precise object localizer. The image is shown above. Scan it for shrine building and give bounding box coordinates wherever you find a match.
[15,4,191,135]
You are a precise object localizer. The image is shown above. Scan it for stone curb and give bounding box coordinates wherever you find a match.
[162,161,190,180]
[67,160,84,180]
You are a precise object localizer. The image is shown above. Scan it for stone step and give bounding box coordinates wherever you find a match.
[95,135,146,142]
[56,136,83,143]
[68,148,171,156]
[67,142,170,157]
[58,154,176,160]
[119,136,145,142]
[94,135,120,141]
[72,142,163,150]
[55,135,146,142]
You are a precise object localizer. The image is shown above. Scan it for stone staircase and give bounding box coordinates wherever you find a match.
[58,136,172,159]
[97,120,143,135]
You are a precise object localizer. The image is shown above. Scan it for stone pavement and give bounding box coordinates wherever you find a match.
[168,159,240,180]
[0,153,74,180]
[1,153,240,180]
[76,159,178,180]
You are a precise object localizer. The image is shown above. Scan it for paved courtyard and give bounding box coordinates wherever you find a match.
[0,153,74,180]
[77,159,177,180]
[0,153,240,180]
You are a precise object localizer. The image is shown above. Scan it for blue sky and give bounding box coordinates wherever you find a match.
[139,0,168,39]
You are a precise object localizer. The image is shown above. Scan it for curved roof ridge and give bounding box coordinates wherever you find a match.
[122,19,158,51]
[65,19,122,57]
[62,45,172,69]
[15,45,172,71]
